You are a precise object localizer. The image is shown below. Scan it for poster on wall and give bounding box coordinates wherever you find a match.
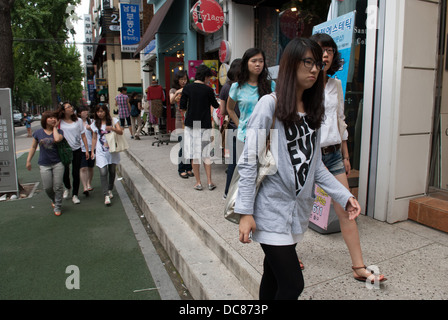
[188,60,219,96]
[312,11,356,98]
[188,60,203,82]
[203,60,219,96]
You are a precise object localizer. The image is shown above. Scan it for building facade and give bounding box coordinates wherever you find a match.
[89,0,148,112]
[136,0,447,231]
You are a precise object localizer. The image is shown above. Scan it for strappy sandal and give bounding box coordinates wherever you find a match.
[352,265,387,283]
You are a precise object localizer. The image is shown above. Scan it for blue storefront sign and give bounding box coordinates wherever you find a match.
[312,11,356,98]
[119,3,140,53]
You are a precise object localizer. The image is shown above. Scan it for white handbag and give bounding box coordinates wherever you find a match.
[105,131,129,153]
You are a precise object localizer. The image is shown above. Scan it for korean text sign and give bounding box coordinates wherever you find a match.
[120,4,140,53]
[0,89,19,194]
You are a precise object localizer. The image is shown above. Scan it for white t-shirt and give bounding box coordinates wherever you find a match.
[320,78,348,148]
[81,119,93,152]
[91,118,121,168]
[60,118,86,151]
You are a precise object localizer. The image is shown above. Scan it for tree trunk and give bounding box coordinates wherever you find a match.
[0,0,15,89]
[48,63,59,109]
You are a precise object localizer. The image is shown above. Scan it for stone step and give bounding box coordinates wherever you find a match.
[118,151,257,300]
[408,196,448,233]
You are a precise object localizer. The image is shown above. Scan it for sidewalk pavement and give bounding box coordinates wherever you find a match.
[119,130,448,300]
[0,151,180,300]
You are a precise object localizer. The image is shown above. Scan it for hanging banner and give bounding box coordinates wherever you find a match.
[120,3,140,53]
[312,11,356,98]
[83,14,93,66]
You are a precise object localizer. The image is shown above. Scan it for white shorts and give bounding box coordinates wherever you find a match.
[183,126,213,160]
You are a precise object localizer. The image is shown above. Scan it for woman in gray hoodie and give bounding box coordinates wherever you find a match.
[235,38,361,300]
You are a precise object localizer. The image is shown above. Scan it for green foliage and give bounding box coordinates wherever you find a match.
[11,0,83,109]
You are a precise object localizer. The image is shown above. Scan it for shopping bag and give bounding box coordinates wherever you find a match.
[105,131,129,153]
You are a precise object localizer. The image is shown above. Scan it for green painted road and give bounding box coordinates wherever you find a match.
[0,153,160,300]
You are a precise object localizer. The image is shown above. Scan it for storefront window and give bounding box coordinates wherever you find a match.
[429,0,448,193]
[257,0,368,192]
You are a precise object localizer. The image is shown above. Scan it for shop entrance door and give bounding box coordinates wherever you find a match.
[164,56,184,132]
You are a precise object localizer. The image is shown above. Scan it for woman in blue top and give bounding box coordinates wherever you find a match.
[226,48,276,144]
[26,111,64,216]
[24,112,32,137]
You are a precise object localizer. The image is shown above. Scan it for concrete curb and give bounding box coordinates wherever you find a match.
[118,151,256,299]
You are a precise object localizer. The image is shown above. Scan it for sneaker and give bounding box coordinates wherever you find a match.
[134,136,140,140]
[208,184,216,191]
[63,189,70,199]
[222,194,227,200]
[105,196,111,206]
[108,190,114,199]
[72,195,80,204]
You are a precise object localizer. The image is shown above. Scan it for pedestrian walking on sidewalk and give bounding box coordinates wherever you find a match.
[225,49,275,199]
[24,112,32,137]
[180,64,220,191]
[170,70,192,179]
[226,48,276,144]
[236,38,361,300]
[115,87,133,139]
[58,102,90,205]
[310,33,386,284]
[130,92,143,140]
[90,104,123,206]
[26,111,65,216]
[78,106,95,197]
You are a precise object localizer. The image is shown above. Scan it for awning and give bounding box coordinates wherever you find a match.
[134,0,174,56]
[232,0,291,7]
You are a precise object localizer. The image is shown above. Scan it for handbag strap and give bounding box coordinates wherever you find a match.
[266,94,277,150]
[336,79,344,138]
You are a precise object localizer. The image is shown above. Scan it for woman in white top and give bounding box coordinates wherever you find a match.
[310,33,386,284]
[58,102,90,204]
[90,104,123,206]
[78,106,95,196]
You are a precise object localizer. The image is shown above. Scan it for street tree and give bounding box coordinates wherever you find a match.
[0,0,16,89]
[11,0,82,108]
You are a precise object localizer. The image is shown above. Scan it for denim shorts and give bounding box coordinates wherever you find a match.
[322,149,345,176]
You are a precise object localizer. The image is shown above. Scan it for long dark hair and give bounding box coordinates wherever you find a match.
[309,33,343,76]
[275,38,325,130]
[58,102,78,122]
[227,58,242,83]
[238,48,273,99]
[78,105,91,125]
[94,104,112,130]
[172,70,189,90]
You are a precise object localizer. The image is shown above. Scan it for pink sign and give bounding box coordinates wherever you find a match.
[309,185,331,230]
[188,60,203,82]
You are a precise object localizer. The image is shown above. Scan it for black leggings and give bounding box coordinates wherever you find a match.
[63,148,82,196]
[259,243,304,300]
